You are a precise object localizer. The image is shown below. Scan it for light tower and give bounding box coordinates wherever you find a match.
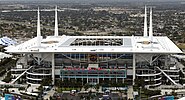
[144,5,147,37]
[149,7,153,42]
[54,6,58,36]
[37,7,41,47]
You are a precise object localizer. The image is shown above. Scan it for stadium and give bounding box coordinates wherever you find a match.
[6,6,182,88]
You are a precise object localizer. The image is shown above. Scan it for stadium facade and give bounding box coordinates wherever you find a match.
[6,6,182,87]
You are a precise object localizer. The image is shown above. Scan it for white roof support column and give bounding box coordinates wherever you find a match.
[37,7,41,47]
[144,5,147,37]
[24,54,28,68]
[149,55,153,66]
[133,53,136,85]
[54,6,59,36]
[165,55,168,67]
[52,53,55,85]
[149,7,153,42]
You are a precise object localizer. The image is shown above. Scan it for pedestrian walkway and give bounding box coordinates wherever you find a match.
[99,86,103,93]
[43,87,56,100]
[127,86,134,100]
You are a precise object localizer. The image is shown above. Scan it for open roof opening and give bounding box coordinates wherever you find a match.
[70,38,123,46]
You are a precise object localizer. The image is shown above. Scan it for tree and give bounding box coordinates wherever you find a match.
[3,71,12,83]
[84,84,90,91]
[143,89,161,97]
[135,78,145,88]
[41,78,52,86]
[95,84,100,91]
